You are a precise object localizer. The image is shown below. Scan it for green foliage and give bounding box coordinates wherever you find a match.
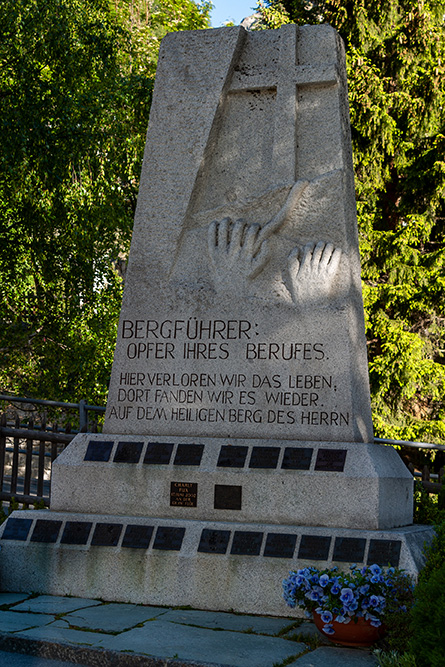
[418,520,445,582]
[256,0,445,443]
[413,481,445,525]
[374,649,417,667]
[0,0,210,405]
[410,562,445,666]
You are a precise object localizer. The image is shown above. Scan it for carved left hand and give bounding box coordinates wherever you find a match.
[288,241,342,304]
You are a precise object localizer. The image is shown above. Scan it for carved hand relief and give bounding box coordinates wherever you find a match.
[207,178,343,304]
[288,242,342,304]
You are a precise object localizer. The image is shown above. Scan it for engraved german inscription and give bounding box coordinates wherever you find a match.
[170,482,198,507]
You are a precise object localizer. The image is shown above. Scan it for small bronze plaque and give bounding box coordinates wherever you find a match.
[298,534,331,560]
[31,520,62,544]
[1,518,33,541]
[121,525,154,549]
[144,442,174,465]
[198,529,231,554]
[153,526,185,551]
[314,448,347,472]
[173,444,204,466]
[249,446,280,469]
[264,533,297,559]
[91,523,123,547]
[170,481,198,507]
[367,539,402,567]
[217,445,248,468]
[113,441,143,464]
[84,440,114,462]
[231,531,263,556]
[333,537,366,563]
[282,447,313,470]
[214,485,242,510]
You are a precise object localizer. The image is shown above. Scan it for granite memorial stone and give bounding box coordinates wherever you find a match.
[0,24,431,617]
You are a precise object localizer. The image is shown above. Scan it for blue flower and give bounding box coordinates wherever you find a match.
[320,610,333,624]
[319,574,330,588]
[335,614,351,624]
[359,584,370,595]
[370,618,382,628]
[340,588,355,604]
[331,582,341,595]
[322,624,335,635]
[369,564,382,576]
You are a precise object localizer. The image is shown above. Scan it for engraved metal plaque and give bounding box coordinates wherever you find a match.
[1,518,33,541]
[198,529,231,554]
[217,445,248,468]
[314,448,347,472]
[153,526,186,551]
[298,534,331,560]
[333,537,366,563]
[91,523,123,547]
[121,524,154,549]
[214,484,242,510]
[173,444,204,466]
[31,519,62,544]
[84,440,114,462]
[264,533,297,558]
[170,482,198,507]
[367,539,402,567]
[248,446,280,469]
[282,447,313,470]
[113,441,144,464]
[61,521,93,545]
[144,442,174,465]
[231,531,263,556]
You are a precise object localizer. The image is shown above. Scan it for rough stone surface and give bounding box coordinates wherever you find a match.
[0,593,30,607]
[58,603,168,632]
[13,596,102,615]
[51,434,413,530]
[103,24,374,444]
[0,611,54,632]
[0,511,431,615]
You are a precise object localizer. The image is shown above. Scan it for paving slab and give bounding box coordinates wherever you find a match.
[289,646,378,666]
[0,611,54,633]
[104,619,307,667]
[161,609,297,636]
[14,624,113,650]
[13,596,102,615]
[60,603,169,632]
[0,593,30,607]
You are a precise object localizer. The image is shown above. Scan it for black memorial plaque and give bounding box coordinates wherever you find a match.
[173,444,204,466]
[153,526,185,551]
[298,535,331,561]
[214,484,242,510]
[264,533,297,559]
[367,539,402,567]
[170,482,198,507]
[314,448,347,472]
[249,446,280,469]
[333,537,366,563]
[91,523,123,547]
[113,441,143,464]
[61,521,93,545]
[231,531,263,556]
[144,442,174,465]
[2,518,33,541]
[31,519,62,543]
[282,447,313,470]
[198,529,231,554]
[84,440,114,462]
[122,524,154,549]
[217,445,248,468]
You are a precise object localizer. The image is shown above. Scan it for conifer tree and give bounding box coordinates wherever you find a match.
[257,0,445,443]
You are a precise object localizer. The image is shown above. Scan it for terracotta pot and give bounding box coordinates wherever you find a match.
[312,611,385,647]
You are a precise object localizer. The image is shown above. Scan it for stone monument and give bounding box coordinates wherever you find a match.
[0,24,432,617]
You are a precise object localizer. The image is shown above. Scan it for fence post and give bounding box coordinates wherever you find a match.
[79,400,88,432]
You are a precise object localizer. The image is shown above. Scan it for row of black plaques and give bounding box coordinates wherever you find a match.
[85,441,348,472]
[1,517,402,566]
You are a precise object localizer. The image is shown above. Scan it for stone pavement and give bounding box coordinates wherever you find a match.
[0,593,378,667]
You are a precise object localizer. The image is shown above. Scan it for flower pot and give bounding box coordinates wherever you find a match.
[312,611,385,647]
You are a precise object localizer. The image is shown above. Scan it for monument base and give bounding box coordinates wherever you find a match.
[0,510,433,617]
